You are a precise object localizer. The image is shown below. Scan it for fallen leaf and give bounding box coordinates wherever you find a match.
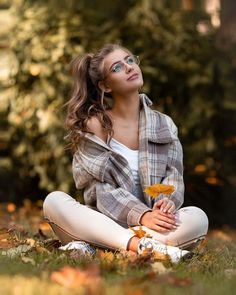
[151,261,171,274]
[129,226,147,238]
[51,264,102,293]
[0,228,11,240]
[196,238,207,253]
[0,228,18,249]
[7,203,16,213]
[21,256,36,265]
[1,244,32,258]
[35,245,50,254]
[144,184,175,198]
[26,238,36,247]
[97,250,115,262]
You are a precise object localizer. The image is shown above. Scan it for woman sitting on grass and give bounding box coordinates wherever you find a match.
[43,43,209,263]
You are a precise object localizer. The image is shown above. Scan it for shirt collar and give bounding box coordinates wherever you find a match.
[83,93,175,147]
[139,93,175,144]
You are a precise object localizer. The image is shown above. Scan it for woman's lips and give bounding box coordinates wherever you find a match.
[127,73,139,81]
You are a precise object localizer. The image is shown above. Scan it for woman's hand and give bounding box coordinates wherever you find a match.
[140,209,177,232]
[153,197,176,214]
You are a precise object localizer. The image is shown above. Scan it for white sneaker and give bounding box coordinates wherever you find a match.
[138,237,190,263]
[59,241,96,256]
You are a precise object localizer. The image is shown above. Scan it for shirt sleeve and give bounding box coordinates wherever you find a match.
[153,118,184,210]
[93,182,152,226]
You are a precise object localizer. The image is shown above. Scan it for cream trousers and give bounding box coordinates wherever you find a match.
[43,191,209,251]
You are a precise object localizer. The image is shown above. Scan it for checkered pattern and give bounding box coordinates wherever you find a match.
[72,94,184,226]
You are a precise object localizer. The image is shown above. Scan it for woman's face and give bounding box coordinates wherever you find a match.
[101,49,143,96]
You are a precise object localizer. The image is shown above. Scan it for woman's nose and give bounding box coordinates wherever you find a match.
[125,63,133,73]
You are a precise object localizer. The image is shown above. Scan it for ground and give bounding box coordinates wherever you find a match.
[0,200,236,295]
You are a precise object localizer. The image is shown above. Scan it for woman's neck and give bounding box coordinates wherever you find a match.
[110,92,140,121]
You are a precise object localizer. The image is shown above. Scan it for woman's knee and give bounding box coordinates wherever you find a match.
[179,206,209,235]
[43,191,72,218]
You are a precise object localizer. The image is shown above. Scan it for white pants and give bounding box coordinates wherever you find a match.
[43,191,209,251]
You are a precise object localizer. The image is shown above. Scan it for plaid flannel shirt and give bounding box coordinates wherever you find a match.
[72,93,184,227]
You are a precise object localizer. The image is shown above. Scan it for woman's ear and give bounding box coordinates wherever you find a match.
[98,81,112,93]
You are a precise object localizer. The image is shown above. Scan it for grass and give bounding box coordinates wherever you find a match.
[0,201,236,294]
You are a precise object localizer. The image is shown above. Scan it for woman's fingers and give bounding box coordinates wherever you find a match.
[154,199,164,208]
[153,210,176,223]
[160,199,176,214]
[167,203,176,213]
[154,217,177,230]
[161,202,173,213]
[150,224,170,232]
[140,209,178,233]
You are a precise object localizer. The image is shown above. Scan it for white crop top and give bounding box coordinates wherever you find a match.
[109,138,144,201]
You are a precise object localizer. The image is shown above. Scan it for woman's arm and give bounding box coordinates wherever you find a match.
[93,182,152,226]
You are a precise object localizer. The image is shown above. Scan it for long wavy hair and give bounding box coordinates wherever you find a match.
[65,43,132,153]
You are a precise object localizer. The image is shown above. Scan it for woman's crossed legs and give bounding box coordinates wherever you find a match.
[43,191,208,251]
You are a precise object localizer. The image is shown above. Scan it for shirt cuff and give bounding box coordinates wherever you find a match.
[127,203,152,226]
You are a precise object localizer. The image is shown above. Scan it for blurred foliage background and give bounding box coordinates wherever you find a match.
[0,0,235,227]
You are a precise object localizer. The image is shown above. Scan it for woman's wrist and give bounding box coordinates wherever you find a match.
[140,211,151,226]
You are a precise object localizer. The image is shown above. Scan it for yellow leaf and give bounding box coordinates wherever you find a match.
[144,184,175,198]
[98,250,114,262]
[129,226,147,238]
[26,238,36,247]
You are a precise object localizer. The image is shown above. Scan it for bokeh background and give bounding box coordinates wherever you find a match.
[0,0,235,228]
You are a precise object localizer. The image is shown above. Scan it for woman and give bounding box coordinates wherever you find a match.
[43,44,208,263]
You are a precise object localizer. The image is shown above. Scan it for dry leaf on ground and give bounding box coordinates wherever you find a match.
[7,203,16,213]
[21,256,36,265]
[151,261,171,274]
[97,250,115,262]
[144,184,175,198]
[0,228,19,249]
[51,264,102,293]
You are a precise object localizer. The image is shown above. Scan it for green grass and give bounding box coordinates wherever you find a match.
[0,204,236,295]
